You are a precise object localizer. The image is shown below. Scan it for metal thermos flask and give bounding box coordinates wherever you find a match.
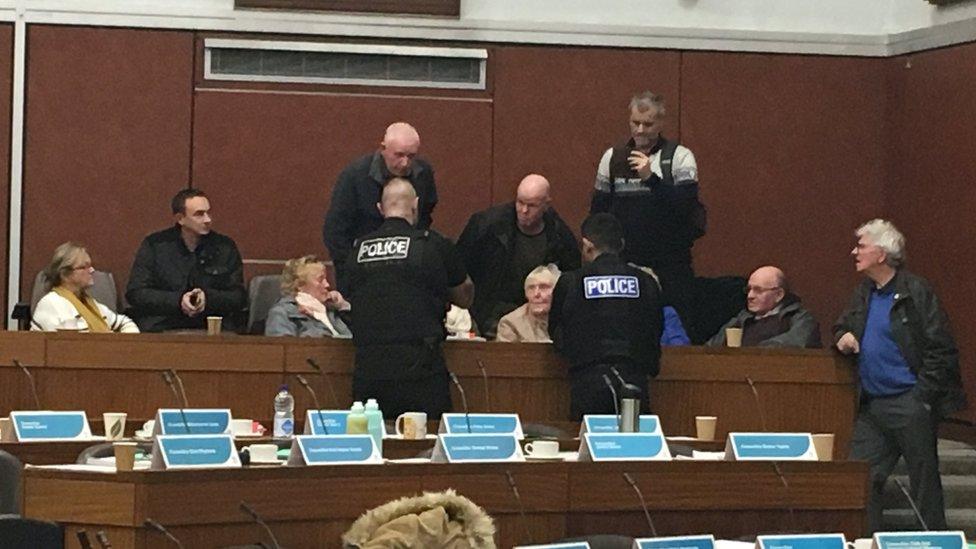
[619,396,640,432]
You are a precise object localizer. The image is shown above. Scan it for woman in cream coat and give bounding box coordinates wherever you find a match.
[31,242,138,332]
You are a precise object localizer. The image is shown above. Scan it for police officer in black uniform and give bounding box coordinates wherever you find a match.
[344,178,474,419]
[548,213,664,420]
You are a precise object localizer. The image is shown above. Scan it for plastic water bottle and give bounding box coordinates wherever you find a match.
[346,401,368,434]
[273,385,294,438]
[364,398,384,455]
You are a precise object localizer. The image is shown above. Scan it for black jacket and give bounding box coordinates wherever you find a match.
[706,293,821,348]
[323,152,437,283]
[125,226,247,333]
[833,269,965,416]
[456,203,580,338]
[548,252,663,375]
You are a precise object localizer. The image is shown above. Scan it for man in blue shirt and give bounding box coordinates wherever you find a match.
[834,219,965,534]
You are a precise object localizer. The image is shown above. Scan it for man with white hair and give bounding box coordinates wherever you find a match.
[324,122,437,285]
[457,174,580,338]
[495,264,560,343]
[834,219,964,534]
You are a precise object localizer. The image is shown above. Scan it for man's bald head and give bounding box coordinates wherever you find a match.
[746,265,787,315]
[515,174,552,234]
[378,177,419,225]
[380,123,421,176]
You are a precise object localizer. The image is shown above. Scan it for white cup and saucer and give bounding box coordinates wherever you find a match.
[523,440,562,461]
[232,419,261,438]
[245,443,283,465]
[133,420,155,440]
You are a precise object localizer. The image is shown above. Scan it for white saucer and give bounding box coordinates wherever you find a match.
[234,433,264,439]
[249,458,285,465]
[525,454,563,461]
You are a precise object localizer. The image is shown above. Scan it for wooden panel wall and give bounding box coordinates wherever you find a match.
[20,26,194,301]
[887,44,976,423]
[0,25,12,327]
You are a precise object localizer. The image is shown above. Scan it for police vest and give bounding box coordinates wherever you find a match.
[349,228,447,345]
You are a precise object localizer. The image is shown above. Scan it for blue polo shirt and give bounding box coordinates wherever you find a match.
[858,284,917,396]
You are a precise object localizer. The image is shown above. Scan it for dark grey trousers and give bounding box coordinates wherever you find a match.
[849,389,945,534]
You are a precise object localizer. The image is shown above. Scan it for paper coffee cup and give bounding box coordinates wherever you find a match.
[114,442,138,472]
[0,418,12,441]
[207,316,223,336]
[812,433,834,461]
[695,416,717,440]
[726,327,743,347]
[104,412,127,441]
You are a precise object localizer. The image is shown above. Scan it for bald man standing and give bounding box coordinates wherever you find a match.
[324,122,438,285]
[345,178,473,418]
[706,266,821,348]
[457,174,580,339]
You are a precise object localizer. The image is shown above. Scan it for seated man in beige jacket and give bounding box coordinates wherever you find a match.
[495,264,560,343]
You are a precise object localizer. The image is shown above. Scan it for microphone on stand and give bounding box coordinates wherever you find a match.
[745,376,768,431]
[449,372,473,434]
[160,370,192,434]
[505,470,532,545]
[169,369,190,407]
[12,359,41,409]
[770,462,797,532]
[144,519,184,549]
[295,374,328,435]
[602,374,620,423]
[894,478,929,531]
[94,531,113,549]
[476,359,491,412]
[623,472,658,537]
[240,501,283,549]
[305,357,339,408]
[76,530,94,549]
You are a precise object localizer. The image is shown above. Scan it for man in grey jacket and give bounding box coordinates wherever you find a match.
[835,219,964,534]
[706,265,820,348]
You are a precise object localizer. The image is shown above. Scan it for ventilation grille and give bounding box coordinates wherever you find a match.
[204,39,487,90]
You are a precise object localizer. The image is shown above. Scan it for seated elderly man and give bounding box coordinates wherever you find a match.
[495,264,560,343]
[265,255,351,338]
[706,265,820,348]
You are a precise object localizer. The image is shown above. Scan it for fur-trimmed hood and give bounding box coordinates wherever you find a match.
[342,489,496,549]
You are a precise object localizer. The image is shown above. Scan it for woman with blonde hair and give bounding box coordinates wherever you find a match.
[265,255,352,338]
[32,242,138,332]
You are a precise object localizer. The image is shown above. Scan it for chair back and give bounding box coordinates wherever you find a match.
[247,275,283,334]
[0,450,21,515]
[0,515,63,548]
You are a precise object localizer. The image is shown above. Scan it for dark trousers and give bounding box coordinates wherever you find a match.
[569,363,650,421]
[849,389,945,534]
[352,342,453,420]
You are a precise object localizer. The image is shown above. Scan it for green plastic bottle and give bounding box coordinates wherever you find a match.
[346,401,368,434]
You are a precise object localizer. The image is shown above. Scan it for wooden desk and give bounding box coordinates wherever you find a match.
[23,461,868,549]
[0,332,857,454]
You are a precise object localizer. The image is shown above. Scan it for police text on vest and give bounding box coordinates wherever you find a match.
[583,275,640,299]
[357,236,411,263]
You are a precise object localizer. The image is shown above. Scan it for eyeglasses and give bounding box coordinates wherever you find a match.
[744,285,781,294]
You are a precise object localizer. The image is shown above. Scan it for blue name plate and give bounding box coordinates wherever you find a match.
[579,433,671,461]
[726,433,816,461]
[9,411,91,441]
[288,435,381,465]
[431,434,523,463]
[636,535,715,549]
[154,408,232,435]
[583,275,639,299]
[151,434,240,470]
[758,534,846,549]
[304,410,388,437]
[439,413,524,438]
[581,414,662,435]
[514,541,590,549]
[874,532,967,549]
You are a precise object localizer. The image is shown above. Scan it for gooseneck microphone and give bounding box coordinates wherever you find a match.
[505,470,532,545]
[745,376,768,431]
[476,359,491,412]
[623,472,658,537]
[602,374,620,421]
[295,374,328,435]
[306,357,339,407]
[76,530,94,549]
[240,501,283,549]
[449,372,473,433]
[144,519,184,549]
[95,531,113,549]
[12,359,41,409]
[609,366,642,395]
[160,370,192,434]
[894,478,929,530]
[169,369,190,407]
[771,462,797,532]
